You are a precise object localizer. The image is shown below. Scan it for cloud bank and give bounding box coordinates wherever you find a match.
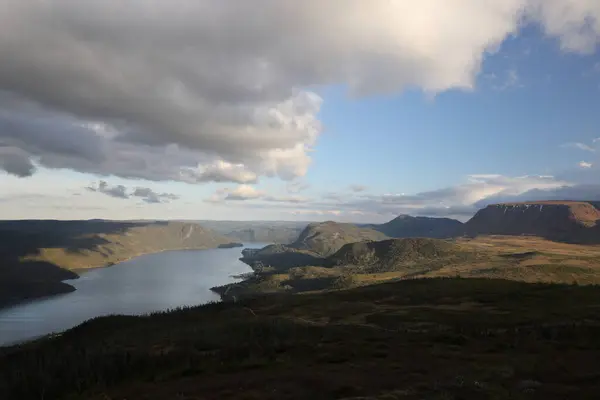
[205,175,581,221]
[1,1,599,182]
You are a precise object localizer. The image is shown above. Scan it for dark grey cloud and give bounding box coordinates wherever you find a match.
[86,181,179,203]
[349,185,367,193]
[2,1,598,182]
[132,187,180,204]
[0,147,36,177]
[87,180,129,199]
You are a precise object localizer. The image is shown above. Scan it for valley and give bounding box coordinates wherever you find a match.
[218,202,600,301]
[5,200,600,399]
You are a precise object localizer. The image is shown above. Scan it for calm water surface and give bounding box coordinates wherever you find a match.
[0,244,266,346]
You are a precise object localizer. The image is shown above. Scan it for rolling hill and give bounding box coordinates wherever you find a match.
[292,221,389,257]
[239,221,389,271]
[329,237,468,272]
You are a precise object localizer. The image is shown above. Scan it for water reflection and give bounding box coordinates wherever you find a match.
[0,244,263,346]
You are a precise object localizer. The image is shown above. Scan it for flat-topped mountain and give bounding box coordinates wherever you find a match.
[372,215,465,238]
[0,220,236,308]
[465,201,600,242]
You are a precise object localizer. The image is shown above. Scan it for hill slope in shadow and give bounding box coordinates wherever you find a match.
[0,220,234,308]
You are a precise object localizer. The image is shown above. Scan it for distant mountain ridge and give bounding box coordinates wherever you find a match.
[195,220,308,244]
[0,220,236,308]
[240,201,600,274]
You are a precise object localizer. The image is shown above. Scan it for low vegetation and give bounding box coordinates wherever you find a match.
[221,235,600,300]
[4,278,600,399]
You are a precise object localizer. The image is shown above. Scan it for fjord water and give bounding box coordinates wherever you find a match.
[0,244,264,347]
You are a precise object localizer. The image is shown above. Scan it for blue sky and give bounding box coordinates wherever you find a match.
[313,30,600,195]
[1,1,600,222]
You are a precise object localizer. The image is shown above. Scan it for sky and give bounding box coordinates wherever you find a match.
[1,1,600,223]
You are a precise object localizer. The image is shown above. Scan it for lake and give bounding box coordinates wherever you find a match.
[0,244,265,347]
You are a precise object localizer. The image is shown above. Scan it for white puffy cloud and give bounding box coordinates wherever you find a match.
[528,0,600,53]
[181,161,258,184]
[206,185,310,204]
[558,138,600,182]
[206,185,265,203]
[1,0,599,183]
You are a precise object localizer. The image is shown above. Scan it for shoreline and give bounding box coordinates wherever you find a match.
[4,244,237,311]
[70,244,233,275]
[1,245,257,347]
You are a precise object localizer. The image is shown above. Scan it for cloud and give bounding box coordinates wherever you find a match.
[286,181,311,194]
[263,195,309,204]
[1,1,600,182]
[207,185,310,204]
[218,174,573,222]
[0,146,36,177]
[87,180,129,199]
[492,68,522,91]
[289,209,343,217]
[349,184,368,193]
[87,181,179,203]
[355,175,568,210]
[337,174,570,220]
[528,0,600,53]
[181,161,258,184]
[558,139,600,181]
[562,142,597,152]
[205,185,265,203]
[224,186,264,201]
[132,187,180,204]
[475,184,600,205]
